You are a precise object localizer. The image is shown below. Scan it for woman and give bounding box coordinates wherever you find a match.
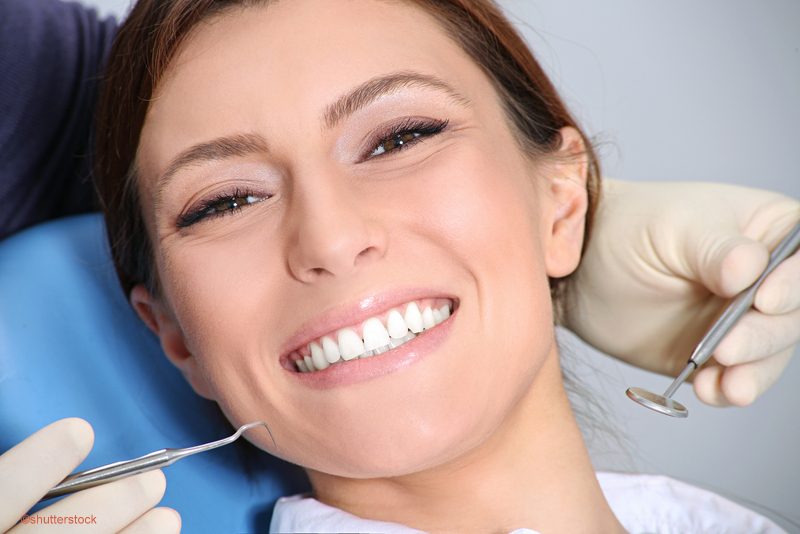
[1,0,796,532]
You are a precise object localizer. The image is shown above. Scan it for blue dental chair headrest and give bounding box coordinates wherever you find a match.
[0,214,308,532]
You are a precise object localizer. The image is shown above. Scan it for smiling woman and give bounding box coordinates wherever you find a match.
[83,0,788,533]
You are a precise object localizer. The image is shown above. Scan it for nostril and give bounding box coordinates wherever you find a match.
[353,247,380,267]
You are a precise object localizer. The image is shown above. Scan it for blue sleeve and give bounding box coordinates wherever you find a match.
[0,0,117,240]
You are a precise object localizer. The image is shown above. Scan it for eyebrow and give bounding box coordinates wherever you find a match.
[323,71,472,129]
[153,133,268,208]
[158,133,268,187]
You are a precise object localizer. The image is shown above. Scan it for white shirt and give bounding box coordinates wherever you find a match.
[270,472,787,533]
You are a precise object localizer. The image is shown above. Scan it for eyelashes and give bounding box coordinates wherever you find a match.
[366,117,449,159]
[177,117,450,228]
[178,188,268,228]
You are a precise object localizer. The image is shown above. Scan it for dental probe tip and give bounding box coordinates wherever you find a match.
[241,421,278,451]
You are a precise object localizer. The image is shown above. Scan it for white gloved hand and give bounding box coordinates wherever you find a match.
[0,418,181,533]
[566,179,800,407]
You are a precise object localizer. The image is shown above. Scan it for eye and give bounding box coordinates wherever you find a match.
[178,189,268,228]
[371,131,421,157]
[368,118,449,158]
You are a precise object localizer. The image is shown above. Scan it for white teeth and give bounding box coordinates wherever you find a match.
[296,358,309,373]
[310,342,329,370]
[338,328,365,361]
[363,318,391,351]
[321,336,341,363]
[297,301,451,372]
[422,307,435,330]
[404,302,424,333]
[387,309,409,339]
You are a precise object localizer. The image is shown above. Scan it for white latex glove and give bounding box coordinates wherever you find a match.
[0,418,181,533]
[566,179,800,407]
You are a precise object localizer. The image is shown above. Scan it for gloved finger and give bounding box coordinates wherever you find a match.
[11,470,167,534]
[755,248,800,315]
[692,364,734,408]
[714,307,800,366]
[720,346,794,407]
[0,418,93,533]
[117,507,181,534]
[681,232,769,298]
[693,347,794,408]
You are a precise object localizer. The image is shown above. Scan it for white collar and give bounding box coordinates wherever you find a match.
[270,472,786,533]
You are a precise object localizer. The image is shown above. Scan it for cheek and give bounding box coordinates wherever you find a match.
[407,138,553,336]
[158,229,284,371]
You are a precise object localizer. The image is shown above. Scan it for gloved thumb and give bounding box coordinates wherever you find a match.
[679,230,769,298]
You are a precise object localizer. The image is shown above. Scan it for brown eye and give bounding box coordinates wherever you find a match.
[178,192,267,228]
[214,196,248,212]
[367,119,449,159]
[372,131,421,157]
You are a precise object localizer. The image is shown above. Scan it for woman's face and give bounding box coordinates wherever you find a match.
[135,0,584,477]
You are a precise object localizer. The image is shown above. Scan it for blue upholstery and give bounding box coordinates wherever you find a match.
[0,214,308,532]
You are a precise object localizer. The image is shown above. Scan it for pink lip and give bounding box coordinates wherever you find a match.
[278,287,458,383]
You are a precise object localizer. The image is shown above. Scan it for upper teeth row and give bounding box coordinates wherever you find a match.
[293,301,452,373]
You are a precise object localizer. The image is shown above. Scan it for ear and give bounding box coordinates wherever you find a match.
[543,126,589,278]
[130,284,216,400]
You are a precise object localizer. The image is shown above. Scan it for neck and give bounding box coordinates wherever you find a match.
[307,349,625,534]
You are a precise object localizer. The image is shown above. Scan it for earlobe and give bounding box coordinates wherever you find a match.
[130,285,217,400]
[543,127,589,278]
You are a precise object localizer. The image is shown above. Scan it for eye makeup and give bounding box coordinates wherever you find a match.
[364,117,450,160]
[177,187,268,228]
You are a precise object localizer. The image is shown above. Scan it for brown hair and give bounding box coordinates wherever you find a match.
[94,0,600,319]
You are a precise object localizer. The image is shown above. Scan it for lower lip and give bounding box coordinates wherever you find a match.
[289,311,455,389]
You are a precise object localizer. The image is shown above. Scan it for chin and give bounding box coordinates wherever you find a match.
[303,417,486,479]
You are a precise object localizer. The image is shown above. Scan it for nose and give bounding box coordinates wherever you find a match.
[286,170,388,283]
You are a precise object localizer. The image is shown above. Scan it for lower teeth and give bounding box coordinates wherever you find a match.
[297,332,417,372]
[360,331,415,359]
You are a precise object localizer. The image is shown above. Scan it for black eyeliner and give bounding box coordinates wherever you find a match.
[177,187,261,229]
[367,117,449,160]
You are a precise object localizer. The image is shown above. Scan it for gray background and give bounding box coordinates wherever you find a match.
[81,0,800,530]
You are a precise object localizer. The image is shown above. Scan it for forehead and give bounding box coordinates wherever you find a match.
[138,0,495,182]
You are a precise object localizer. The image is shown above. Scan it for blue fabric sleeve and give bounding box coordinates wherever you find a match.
[0,0,117,240]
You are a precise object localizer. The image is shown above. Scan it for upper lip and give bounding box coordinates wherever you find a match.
[278,286,457,362]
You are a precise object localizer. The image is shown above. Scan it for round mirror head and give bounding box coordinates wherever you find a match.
[626,387,688,418]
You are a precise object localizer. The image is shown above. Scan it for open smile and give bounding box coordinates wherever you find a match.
[288,298,454,373]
